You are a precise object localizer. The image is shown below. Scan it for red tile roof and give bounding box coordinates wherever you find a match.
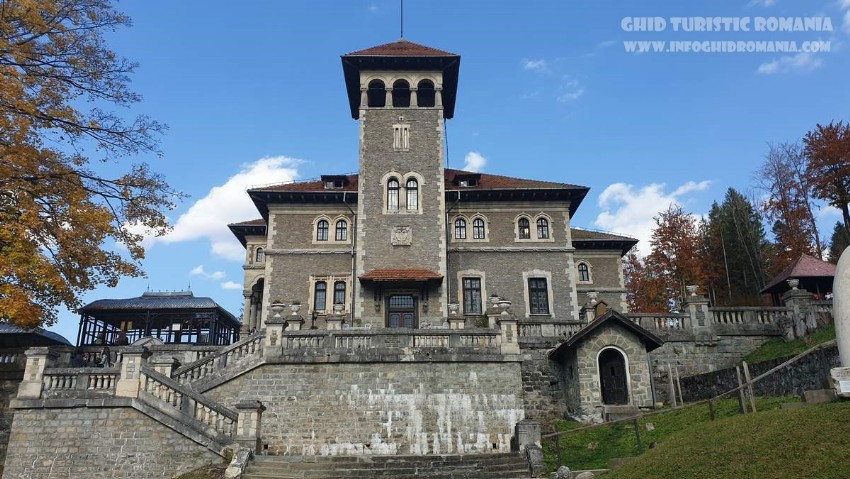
[252,175,359,192]
[229,218,266,227]
[761,254,837,293]
[347,39,456,57]
[359,268,444,282]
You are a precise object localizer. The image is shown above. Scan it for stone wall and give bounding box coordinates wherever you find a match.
[0,373,22,478]
[206,361,524,456]
[680,344,839,402]
[1,406,220,479]
[518,339,564,424]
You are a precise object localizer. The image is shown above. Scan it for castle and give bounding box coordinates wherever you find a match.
[0,39,807,478]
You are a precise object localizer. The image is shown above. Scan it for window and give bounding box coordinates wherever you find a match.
[406,178,418,210]
[463,278,482,314]
[578,262,590,282]
[335,220,348,241]
[333,281,346,305]
[314,281,327,311]
[367,79,385,107]
[393,124,410,150]
[255,247,264,263]
[387,178,400,210]
[455,218,467,239]
[392,79,411,107]
[387,294,417,328]
[518,217,531,239]
[528,278,550,315]
[537,218,550,239]
[417,79,435,107]
[472,218,485,239]
[316,220,329,241]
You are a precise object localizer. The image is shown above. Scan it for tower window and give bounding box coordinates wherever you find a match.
[406,178,418,210]
[518,217,531,239]
[335,220,348,241]
[528,278,550,315]
[417,80,436,107]
[455,218,467,239]
[314,281,327,311]
[316,219,329,241]
[537,218,550,239]
[392,79,411,107]
[333,281,346,306]
[367,80,386,107]
[578,262,591,282]
[387,178,400,210]
[472,218,486,239]
[393,124,410,150]
[255,247,265,263]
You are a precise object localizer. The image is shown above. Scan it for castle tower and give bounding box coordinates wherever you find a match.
[341,40,460,327]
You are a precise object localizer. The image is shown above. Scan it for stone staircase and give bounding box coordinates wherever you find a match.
[242,453,532,479]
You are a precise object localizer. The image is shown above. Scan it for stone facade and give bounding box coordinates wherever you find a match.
[206,362,524,456]
[1,407,219,479]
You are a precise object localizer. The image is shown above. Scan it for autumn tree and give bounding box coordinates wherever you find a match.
[755,142,822,268]
[703,189,771,305]
[804,121,850,235]
[828,222,850,264]
[622,249,667,313]
[1,0,179,327]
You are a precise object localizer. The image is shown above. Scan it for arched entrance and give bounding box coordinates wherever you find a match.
[598,348,628,405]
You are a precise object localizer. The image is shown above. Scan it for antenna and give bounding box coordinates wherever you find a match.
[400,0,404,38]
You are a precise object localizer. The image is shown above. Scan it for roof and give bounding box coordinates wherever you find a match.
[79,291,240,324]
[358,268,444,282]
[760,254,837,294]
[253,175,358,192]
[0,323,72,346]
[228,219,267,247]
[341,39,461,119]
[571,228,639,256]
[346,39,456,57]
[549,310,664,360]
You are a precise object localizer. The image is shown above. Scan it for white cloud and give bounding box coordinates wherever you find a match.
[149,156,300,261]
[190,265,226,281]
[462,151,487,172]
[557,78,584,103]
[757,52,823,74]
[747,0,776,7]
[220,281,242,290]
[521,59,548,72]
[594,181,711,255]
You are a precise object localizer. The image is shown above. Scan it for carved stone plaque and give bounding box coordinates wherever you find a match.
[391,226,412,246]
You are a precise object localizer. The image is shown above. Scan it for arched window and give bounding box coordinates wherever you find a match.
[314,281,327,311]
[316,219,329,241]
[472,218,485,239]
[578,262,590,282]
[392,79,411,107]
[387,178,400,210]
[455,218,467,239]
[406,178,418,210]
[255,247,265,263]
[367,80,386,107]
[518,218,531,239]
[335,220,348,241]
[537,218,550,239]
[333,281,346,305]
[417,79,435,107]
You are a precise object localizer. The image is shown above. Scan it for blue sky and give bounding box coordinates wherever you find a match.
[49,0,850,341]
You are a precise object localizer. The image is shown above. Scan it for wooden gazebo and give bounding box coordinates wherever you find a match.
[76,291,240,347]
[760,254,836,305]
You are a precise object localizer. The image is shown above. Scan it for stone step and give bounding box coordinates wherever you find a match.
[242,453,531,479]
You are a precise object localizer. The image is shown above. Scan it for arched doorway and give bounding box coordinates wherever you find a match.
[598,348,628,405]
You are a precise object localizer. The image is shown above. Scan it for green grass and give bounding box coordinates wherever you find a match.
[543,396,794,471]
[743,324,835,364]
[603,401,850,479]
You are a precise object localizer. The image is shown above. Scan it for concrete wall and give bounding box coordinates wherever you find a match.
[1,406,219,479]
[206,361,524,456]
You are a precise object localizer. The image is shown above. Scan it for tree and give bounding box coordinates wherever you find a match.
[755,142,822,268]
[1,0,179,328]
[828,222,850,264]
[804,121,850,235]
[622,249,667,313]
[645,204,708,309]
[703,189,771,305]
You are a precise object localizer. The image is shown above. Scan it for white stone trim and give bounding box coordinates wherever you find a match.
[596,346,632,406]
[449,213,490,243]
[576,259,593,284]
[403,172,425,214]
[522,269,554,318]
[308,275,352,315]
[456,269,487,315]
[533,213,556,242]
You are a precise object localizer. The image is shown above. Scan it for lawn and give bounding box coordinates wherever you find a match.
[743,324,835,364]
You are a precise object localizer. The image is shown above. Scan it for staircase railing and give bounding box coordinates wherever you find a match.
[173,331,264,385]
[139,364,237,443]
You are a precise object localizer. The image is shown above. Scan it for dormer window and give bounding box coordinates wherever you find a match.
[454,173,480,187]
[255,247,265,263]
[321,175,348,190]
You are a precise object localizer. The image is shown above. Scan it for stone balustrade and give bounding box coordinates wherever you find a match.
[277,329,503,352]
[42,368,119,397]
[709,306,791,325]
[629,313,691,331]
[173,331,264,385]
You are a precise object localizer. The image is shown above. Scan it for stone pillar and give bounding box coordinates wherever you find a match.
[834,246,850,367]
[115,347,151,398]
[410,87,418,107]
[435,87,443,107]
[235,400,266,452]
[683,293,710,327]
[326,315,344,331]
[360,87,368,108]
[17,347,59,399]
[514,419,541,451]
[150,356,180,377]
[498,308,519,355]
[385,88,393,107]
[285,315,304,332]
[265,317,286,352]
[241,293,252,335]
[782,283,816,336]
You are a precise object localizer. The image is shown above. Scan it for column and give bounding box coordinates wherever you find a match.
[235,400,266,451]
[410,87,418,107]
[385,88,393,107]
[435,87,443,107]
[115,347,151,398]
[241,293,252,335]
[17,347,59,399]
[360,87,368,108]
